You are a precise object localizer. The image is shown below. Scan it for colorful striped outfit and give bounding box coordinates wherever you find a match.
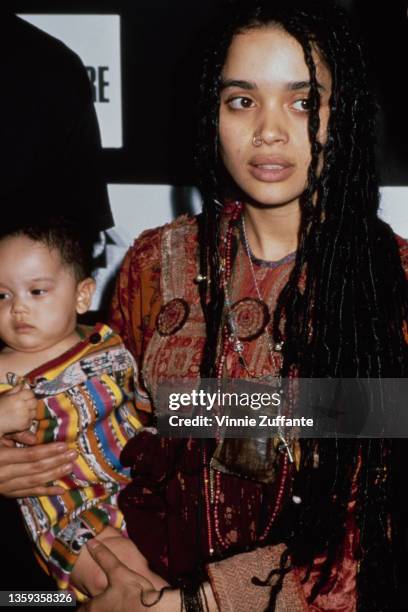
[0,323,142,596]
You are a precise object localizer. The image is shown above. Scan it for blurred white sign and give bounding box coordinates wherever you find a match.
[380,187,408,239]
[91,184,201,309]
[21,14,122,148]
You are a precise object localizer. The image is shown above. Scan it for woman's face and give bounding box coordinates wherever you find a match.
[219,25,332,208]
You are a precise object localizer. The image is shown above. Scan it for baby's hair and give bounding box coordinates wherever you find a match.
[0,216,95,282]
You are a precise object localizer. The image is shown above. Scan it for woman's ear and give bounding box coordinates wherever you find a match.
[75,277,97,315]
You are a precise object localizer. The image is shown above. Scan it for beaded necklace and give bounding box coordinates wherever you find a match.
[203,202,295,556]
[241,213,295,461]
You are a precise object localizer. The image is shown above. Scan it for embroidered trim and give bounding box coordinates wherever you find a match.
[156,298,190,336]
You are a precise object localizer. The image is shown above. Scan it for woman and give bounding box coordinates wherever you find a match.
[98,1,407,610]
[2,1,407,610]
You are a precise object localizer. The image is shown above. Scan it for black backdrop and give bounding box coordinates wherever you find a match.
[5,0,408,187]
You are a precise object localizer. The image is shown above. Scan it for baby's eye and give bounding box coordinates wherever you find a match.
[227,96,255,110]
[292,98,311,112]
[31,289,47,296]
[0,292,11,300]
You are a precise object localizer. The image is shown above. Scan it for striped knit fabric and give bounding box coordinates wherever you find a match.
[0,323,142,597]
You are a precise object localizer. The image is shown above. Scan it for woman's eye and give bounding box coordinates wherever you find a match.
[31,289,47,296]
[292,98,311,112]
[0,292,11,300]
[227,96,255,110]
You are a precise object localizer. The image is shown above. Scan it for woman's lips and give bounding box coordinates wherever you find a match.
[249,156,295,182]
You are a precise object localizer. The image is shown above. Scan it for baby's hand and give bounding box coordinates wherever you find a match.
[0,386,37,437]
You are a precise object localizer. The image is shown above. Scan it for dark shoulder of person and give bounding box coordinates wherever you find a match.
[0,12,112,232]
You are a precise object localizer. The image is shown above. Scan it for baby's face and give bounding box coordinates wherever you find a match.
[0,235,84,353]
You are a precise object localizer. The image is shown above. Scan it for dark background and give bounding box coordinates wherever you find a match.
[4,0,408,186]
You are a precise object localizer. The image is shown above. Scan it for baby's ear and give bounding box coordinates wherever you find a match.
[75,277,96,315]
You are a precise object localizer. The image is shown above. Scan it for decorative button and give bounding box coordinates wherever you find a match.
[89,332,102,344]
[229,297,270,341]
[156,298,189,336]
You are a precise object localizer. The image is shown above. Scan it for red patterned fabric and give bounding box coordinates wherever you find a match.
[110,213,408,609]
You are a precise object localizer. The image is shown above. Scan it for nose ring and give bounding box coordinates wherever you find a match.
[252,134,263,147]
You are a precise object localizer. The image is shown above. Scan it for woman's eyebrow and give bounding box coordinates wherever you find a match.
[220,79,257,91]
[287,80,326,91]
[220,78,326,92]
[220,79,326,91]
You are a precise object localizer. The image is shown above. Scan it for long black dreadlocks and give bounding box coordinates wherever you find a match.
[195,1,408,610]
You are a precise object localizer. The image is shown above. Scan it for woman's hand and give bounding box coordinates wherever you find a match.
[0,442,76,497]
[78,540,181,612]
[79,540,219,611]
[71,527,168,597]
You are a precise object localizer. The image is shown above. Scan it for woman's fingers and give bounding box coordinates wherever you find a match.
[6,484,66,497]
[86,540,153,590]
[0,442,69,464]
[79,542,179,612]
[86,540,129,581]
[0,443,76,497]
[0,467,71,496]
[0,462,72,493]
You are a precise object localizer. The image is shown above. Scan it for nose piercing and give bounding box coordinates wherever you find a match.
[252,134,263,147]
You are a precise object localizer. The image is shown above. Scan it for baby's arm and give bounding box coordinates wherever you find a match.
[70,526,168,597]
[0,386,36,437]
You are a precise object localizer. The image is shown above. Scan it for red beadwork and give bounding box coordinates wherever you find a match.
[203,447,215,555]
[203,202,293,556]
[259,453,289,541]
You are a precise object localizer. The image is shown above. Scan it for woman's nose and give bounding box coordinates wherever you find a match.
[253,109,289,146]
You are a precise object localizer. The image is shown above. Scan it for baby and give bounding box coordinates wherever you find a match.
[0,219,166,600]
